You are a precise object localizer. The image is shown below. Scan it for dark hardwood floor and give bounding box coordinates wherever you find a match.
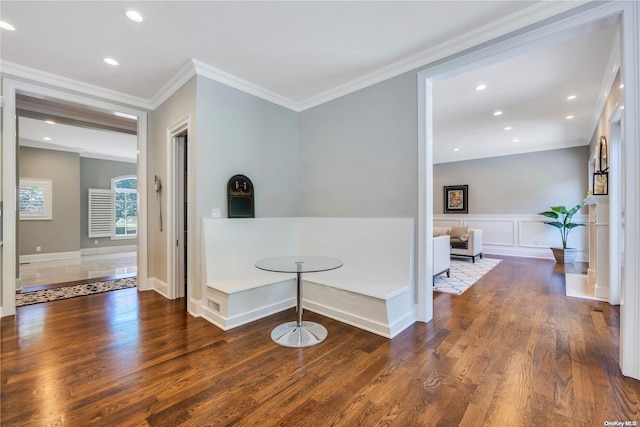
[2,256,639,426]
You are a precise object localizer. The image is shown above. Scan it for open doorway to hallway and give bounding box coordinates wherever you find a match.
[16,93,139,293]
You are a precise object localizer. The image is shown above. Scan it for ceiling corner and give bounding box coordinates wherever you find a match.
[189,58,302,112]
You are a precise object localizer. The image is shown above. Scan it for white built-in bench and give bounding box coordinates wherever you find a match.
[201,217,415,338]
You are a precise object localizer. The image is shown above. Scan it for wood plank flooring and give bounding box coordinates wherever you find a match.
[2,256,639,426]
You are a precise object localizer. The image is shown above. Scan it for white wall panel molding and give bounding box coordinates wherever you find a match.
[434,213,588,262]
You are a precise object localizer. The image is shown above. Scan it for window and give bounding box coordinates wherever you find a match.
[19,178,53,220]
[112,176,137,238]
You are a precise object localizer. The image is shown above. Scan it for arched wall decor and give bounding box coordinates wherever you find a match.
[227,175,255,218]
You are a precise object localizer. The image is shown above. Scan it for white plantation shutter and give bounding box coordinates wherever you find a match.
[89,189,115,237]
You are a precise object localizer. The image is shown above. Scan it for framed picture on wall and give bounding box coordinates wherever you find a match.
[444,185,468,214]
[593,172,608,195]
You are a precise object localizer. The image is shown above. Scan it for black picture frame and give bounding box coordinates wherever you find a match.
[444,185,468,214]
[593,172,608,195]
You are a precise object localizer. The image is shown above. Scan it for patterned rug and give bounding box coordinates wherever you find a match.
[434,257,502,295]
[16,277,137,307]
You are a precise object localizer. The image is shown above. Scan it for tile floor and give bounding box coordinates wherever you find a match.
[19,251,137,288]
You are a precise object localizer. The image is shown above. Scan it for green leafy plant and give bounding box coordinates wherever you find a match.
[539,202,586,249]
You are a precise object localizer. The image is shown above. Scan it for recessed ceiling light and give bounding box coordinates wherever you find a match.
[453,148,460,152]
[567,95,577,100]
[493,110,503,116]
[44,120,56,125]
[103,57,119,66]
[0,21,15,31]
[566,115,574,120]
[124,9,144,23]
[512,139,519,143]
[620,84,624,89]
[43,137,52,141]
[503,126,512,131]
[474,84,487,91]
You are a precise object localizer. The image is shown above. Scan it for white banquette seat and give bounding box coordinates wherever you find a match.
[201,217,416,338]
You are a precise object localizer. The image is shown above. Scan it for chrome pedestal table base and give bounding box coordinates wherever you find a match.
[255,256,343,348]
[270,321,328,348]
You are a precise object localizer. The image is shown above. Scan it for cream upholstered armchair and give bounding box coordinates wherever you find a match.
[434,225,483,263]
[433,235,451,283]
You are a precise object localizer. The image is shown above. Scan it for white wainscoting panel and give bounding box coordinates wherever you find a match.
[466,219,515,247]
[433,214,588,262]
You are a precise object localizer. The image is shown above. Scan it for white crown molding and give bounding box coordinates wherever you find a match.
[190,59,301,111]
[298,1,588,111]
[148,60,198,109]
[0,61,152,110]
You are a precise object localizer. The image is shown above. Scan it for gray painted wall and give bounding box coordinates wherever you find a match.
[299,71,418,217]
[19,147,80,255]
[195,75,300,220]
[434,146,590,214]
[147,77,197,286]
[80,157,137,249]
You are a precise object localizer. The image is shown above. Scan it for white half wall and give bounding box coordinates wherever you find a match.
[434,213,588,262]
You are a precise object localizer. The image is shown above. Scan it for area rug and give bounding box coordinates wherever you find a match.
[434,258,502,295]
[16,277,137,307]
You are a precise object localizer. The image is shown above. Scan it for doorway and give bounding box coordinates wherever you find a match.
[2,79,149,317]
[418,2,639,380]
[16,96,139,290]
[175,131,188,299]
[167,116,191,303]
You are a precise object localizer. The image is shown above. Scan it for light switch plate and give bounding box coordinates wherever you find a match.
[211,208,221,218]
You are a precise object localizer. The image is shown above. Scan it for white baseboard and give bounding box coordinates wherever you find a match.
[189,299,201,317]
[148,277,169,297]
[19,251,81,264]
[484,245,588,263]
[80,245,137,256]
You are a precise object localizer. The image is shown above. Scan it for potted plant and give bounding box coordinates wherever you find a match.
[539,202,586,263]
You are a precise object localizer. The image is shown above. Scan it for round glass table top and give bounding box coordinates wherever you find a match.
[255,256,343,274]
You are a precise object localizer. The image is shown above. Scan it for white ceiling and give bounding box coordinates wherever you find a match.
[1,1,618,163]
[434,24,618,163]
[18,116,137,163]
